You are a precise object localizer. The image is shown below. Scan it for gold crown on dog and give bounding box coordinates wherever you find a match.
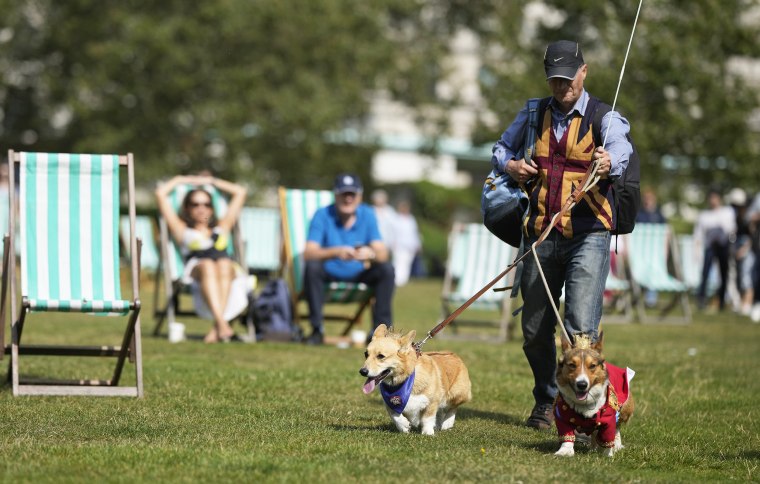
[572,334,594,349]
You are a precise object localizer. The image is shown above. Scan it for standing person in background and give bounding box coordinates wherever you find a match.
[371,189,397,249]
[491,40,633,430]
[727,188,753,315]
[391,199,422,287]
[636,187,666,224]
[746,191,760,323]
[303,174,395,345]
[694,188,736,312]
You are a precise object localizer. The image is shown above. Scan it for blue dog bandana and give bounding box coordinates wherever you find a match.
[380,371,416,413]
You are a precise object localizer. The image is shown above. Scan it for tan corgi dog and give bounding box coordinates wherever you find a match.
[554,333,635,457]
[359,324,471,435]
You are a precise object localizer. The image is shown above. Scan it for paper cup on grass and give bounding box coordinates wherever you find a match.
[168,322,186,343]
[351,330,367,345]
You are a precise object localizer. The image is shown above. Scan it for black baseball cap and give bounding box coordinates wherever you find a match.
[544,40,584,80]
[333,173,363,194]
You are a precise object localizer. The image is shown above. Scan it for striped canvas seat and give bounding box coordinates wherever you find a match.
[677,234,719,296]
[153,183,253,338]
[440,223,515,341]
[278,187,373,334]
[605,271,630,292]
[628,223,691,322]
[239,206,281,274]
[20,153,132,314]
[120,215,160,273]
[629,224,686,292]
[2,151,143,397]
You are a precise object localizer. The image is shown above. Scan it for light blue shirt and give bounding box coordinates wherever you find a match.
[491,90,633,178]
[307,203,383,279]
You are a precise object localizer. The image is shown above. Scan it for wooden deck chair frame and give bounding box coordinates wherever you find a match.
[628,223,692,323]
[1,150,143,397]
[278,187,374,336]
[152,185,254,339]
[439,222,515,342]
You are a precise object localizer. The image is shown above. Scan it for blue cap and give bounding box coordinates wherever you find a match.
[333,173,363,194]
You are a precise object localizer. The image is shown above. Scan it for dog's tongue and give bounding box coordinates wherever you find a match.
[576,391,588,401]
[363,378,377,394]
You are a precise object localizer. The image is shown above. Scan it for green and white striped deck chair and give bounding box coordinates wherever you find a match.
[628,223,691,323]
[603,245,635,323]
[439,223,515,342]
[677,234,701,292]
[153,182,253,338]
[120,215,160,273]
[240,207,281,275]
[1,151,143,397]
[278,187,373,335]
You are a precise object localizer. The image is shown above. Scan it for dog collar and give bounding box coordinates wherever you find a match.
[380,371,416,413]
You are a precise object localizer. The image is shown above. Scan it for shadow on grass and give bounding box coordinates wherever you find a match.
[457,407,524,427]
[522,437,603,456]
[329,423,397,434]
[735,450,760,460]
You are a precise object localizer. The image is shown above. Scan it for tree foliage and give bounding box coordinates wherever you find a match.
[0,0,452,193]
[1,0,759,204]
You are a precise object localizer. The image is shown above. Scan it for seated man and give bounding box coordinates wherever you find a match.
[303,173,395,345]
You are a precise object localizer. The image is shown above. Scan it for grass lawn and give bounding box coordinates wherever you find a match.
[1,278,759,482]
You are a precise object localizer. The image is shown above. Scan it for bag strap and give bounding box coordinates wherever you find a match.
[589,96,612,147]
[587,96,622,243]
[524,98,541,162]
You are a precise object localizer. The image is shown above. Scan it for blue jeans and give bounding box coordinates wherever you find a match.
[520,230,610,405]
[303,259,395,333]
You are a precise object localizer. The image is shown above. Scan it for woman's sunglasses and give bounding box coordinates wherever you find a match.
[189,201,212,208]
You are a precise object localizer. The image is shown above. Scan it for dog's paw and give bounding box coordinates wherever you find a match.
[391,416,411,433]
[421,417,437,436]
[554,442,575,457]
[613,432,624,450]
[440,413,456,431]
[601,446,616,457]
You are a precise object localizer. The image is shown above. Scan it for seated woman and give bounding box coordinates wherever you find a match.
[156,174,247,343]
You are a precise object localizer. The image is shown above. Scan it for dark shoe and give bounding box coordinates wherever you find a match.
[526,403,555,430]
[220,333,244,343]
[305,331,324,345]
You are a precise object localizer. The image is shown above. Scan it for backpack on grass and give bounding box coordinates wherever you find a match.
[252,279,301,342]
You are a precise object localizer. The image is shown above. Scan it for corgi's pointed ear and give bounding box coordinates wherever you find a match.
[561,335,572,353]
[592,331,604,353]
[399,330,417,349]
[372,324,388,340]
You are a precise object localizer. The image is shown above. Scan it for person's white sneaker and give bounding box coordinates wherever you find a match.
[741,304,752,316]
[750,304,760,323]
